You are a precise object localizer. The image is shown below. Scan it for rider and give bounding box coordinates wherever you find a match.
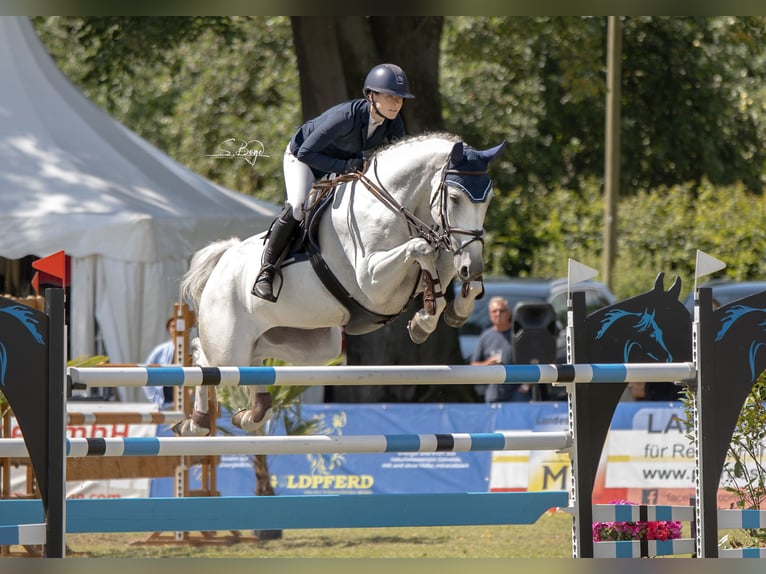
[252,63,415,301]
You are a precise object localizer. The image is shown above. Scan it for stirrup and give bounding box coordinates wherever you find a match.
[252,267,277,301]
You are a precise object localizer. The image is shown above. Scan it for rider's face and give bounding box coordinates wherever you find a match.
[371,92,403,121]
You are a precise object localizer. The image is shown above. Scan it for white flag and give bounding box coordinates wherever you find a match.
[568,258,599,292]
[695,250,726,280]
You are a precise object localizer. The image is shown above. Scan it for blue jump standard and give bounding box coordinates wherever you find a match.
[0,491,568,532]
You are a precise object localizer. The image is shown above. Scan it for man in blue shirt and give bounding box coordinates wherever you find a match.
[471,297,531,402]
[252,63,415,301]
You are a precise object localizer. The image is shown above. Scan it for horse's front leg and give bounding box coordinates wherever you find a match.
[443,279,484,328]
[407,296,448,344]
[360,238,438,306]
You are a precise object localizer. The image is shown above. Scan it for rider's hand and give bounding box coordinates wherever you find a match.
[344,158,365,173]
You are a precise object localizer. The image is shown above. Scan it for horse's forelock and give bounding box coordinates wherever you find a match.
[634,309,658,333]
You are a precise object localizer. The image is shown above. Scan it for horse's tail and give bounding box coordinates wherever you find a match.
[181,237,240,311]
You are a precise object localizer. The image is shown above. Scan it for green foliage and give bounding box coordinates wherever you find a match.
[520,178,766,300]
[442,16,766,199]
[437,16,766,279]
[680,372,766,545]
[726,371,766,515]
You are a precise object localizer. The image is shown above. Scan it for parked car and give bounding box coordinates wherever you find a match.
[683,279,766,314]
[454,276,617,363]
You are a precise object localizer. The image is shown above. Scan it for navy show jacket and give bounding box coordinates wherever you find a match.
[289,99,405,178]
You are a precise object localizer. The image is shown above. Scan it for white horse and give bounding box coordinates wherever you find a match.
[173,133,505,436]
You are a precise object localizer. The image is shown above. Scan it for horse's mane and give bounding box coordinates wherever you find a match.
[716,305,766,341]
[596,308,636,339]
[369,131,461,160]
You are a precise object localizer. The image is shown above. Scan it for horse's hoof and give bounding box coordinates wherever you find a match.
[231,407,274,433]
[192,410,211,429]
[170,419,211,437]
[443,305,469,328]
[407,320,430,344]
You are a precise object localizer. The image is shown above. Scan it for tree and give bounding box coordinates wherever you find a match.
[440,16,766,276]
[290,16,444,132]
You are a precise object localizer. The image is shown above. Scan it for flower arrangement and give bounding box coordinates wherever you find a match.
[592,500,683,542]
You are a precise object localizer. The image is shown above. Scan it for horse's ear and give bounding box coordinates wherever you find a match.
[450,141,464,165]
[669,275,682,300]
[480,140,506,163]
[653,272,665,292]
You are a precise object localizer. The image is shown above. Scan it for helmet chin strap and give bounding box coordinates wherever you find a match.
[368,93,386,122]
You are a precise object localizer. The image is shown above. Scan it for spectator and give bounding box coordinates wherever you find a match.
[142,316,177,409]
[471,296,531,402]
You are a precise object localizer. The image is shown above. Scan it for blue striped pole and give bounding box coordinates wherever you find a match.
[593,539,696,558]
[0,523,46,546]
[68,363,697,389]
[717,508,766,529]
[0,431,571,458]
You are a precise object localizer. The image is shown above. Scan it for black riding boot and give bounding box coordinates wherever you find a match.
[251,204,301,301]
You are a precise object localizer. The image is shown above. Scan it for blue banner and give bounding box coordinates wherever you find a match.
[150,402,575,497]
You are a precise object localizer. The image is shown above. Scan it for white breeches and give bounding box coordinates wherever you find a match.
[284,144,317,220]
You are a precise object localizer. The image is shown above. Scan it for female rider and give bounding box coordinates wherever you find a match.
[252,63,415,301]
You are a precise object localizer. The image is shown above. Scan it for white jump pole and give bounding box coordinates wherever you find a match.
[0,430,571,458]
[69,363,697,388]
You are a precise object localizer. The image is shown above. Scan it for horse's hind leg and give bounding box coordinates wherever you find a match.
[231,327,342,433]
[231,387,273,433]
[171,337,213,436]
[171,390,213,436]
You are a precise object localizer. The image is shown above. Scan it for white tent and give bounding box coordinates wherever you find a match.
[0,17,280,398]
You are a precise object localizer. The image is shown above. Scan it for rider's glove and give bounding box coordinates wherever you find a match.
[344,158,365,173]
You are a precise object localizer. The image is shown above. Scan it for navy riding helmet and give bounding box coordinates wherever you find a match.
[363,63,415,99]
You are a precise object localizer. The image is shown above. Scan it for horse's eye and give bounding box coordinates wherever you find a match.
[449,192,461,205]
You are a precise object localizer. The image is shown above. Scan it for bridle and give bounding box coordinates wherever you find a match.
[345,155,488,255]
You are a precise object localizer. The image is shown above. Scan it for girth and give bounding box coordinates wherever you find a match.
[302,193,414,335]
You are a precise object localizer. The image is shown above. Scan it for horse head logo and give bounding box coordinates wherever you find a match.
[0,303,45,388]
[715,304,766,382]
[596,307,672,362]
[588,273,691,364]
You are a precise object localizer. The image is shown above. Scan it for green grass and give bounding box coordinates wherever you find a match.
[8,510,572,559]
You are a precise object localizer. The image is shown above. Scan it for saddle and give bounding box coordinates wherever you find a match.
[277,182,421,335]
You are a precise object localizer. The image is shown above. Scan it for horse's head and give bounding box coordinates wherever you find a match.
[437,140,505,282]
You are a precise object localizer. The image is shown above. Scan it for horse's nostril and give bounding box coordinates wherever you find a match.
[460,266,470,279]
